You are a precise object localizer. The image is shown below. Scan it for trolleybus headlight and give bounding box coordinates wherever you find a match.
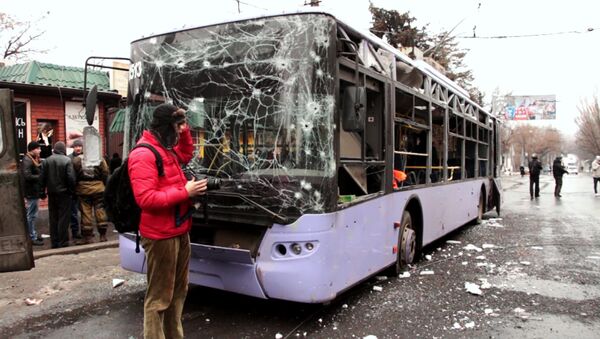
[305,242,314,251]
[291,243,302,255]
[276,244,287,256]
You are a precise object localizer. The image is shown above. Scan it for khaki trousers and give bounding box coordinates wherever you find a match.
[141,233,190,339]
[79,193,108,236]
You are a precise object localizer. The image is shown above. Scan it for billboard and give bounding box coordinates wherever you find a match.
[503,95,556,120]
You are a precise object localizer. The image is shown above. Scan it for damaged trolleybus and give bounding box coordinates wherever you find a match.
[117,10,502,303]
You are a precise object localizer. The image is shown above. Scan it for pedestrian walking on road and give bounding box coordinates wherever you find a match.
[72,145,110,244]
[21,141,46,246]
[41,141,76,248]
[592,155,600,196]
[68,139,83,240]
[128,103,207,339]
[552,155,569,198]
[528,154,543,199]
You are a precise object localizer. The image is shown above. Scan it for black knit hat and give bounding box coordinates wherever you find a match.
[72,139,83,147]
[53,141,66,155]
[27,141,41,152]
[151,103,186,129]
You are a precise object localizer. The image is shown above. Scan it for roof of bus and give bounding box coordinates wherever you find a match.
[133,8,492,117]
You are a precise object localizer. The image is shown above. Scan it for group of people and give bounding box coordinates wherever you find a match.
[528,153,600,199]
[21,133,123,248]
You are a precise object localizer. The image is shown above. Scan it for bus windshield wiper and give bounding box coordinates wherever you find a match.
[205,191,289,224]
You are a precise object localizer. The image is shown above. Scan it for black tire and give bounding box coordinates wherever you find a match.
[476,192,484,224]
[390,211,416,276]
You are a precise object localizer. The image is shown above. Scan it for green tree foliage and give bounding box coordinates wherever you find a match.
[0,12,46,61]
[369,5,483,104]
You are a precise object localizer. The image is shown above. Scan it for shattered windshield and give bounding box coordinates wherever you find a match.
[127,14,337,218]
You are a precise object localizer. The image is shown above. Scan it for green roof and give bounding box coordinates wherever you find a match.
[0,61,110,91]
[109,107,205,133]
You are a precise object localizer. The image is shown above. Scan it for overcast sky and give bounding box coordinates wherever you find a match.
[3,0,599,134]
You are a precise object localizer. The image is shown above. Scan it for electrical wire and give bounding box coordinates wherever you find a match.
[458,27,598,39]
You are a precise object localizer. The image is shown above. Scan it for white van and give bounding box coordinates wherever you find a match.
[567,162,578,175]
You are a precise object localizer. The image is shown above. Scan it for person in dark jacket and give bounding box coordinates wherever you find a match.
[68,139,83,240]
[41,141,76,248]
[21,141,45,246]
[528,153,543,199]
[109,152,122,174]
[129,104,207,339]
[552,155,569,198]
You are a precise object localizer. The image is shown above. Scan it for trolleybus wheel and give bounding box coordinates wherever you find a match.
[393,211,416,276]
[476,192,484,224]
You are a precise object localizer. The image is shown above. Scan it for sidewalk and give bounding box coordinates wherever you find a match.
[32,208,119,257]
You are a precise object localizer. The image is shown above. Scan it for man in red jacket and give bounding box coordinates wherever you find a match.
[129,103,207,339]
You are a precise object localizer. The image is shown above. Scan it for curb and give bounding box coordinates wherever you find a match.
[34,240,119,260]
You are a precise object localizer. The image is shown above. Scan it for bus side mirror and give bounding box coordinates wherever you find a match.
[342,86,366,132]
[85,85,98,126]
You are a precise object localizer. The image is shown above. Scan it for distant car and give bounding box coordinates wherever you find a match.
[567,163,578,175]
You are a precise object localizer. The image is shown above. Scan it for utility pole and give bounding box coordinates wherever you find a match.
[304,0,321,7]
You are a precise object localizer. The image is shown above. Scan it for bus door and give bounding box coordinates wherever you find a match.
[0,88,34,272]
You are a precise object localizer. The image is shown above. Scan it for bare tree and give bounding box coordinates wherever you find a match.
[0,12,47,62]
[509,125,562,169]
[575,96,600,157]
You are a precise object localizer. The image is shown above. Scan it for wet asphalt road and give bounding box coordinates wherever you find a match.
[1,173,599,338]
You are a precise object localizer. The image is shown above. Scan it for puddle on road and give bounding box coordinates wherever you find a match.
[494,314,600,339]
[491,276,600,301]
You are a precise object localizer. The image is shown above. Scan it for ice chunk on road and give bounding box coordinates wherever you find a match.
[484,308,493,315]
[420,270,435,275]
[112,278,125,288]
[373,286,383,292]
[398,272,411,278]
[446,240,461,244]
[464,321,475,329]
[465,282,482,295]
[482,244,495,249]
[453,322,462,329]
[464,244,482,252]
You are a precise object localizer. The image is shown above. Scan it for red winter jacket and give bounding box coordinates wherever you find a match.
[128,128,194,240]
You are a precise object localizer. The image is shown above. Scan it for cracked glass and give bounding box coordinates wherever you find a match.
[126,14,337,222]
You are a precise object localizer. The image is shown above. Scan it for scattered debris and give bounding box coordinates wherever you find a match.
[420,270,434,275]
[531,246,543,250]
[342,304,348,308]
[425,254,432,261]
[372,286,383,292]
[478,278,492,289]
[465,282,482,295]
[205,318,210,322]
[112,278,125,288]
[398,272,411,278]
[464,321,475,329]
[276,333,283,339]
[363,335,378,339]
[24,298,43,306]
[375,275,388,281]
[464,244,482,252]
[40,234,50,239]
[446,240,461,244]
[482,244,495,249]
[461,261,468,265]
[586,256,600,260]
[452,322,462,329]
[520,261,531,266]
[475,255,486,260]
[484,308,493,315]
[513,307,526,314]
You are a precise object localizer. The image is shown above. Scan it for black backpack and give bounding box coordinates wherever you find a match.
[104,143,164,253]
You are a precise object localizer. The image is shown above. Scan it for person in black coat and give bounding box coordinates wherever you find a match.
[552,155,569,198]
[528,154,543,199]
[21,141,45,246]
[109,153,122,174]
[41,141,76,248]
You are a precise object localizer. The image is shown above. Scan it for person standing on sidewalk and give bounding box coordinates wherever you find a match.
[41,141,76,248]
[21,141,45,246]
[68,139,83,240]
[129,103,207,339]
[592,155,600,196]
[528,154,543,200]
[552,155,569,198]
[72,145,110,244]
